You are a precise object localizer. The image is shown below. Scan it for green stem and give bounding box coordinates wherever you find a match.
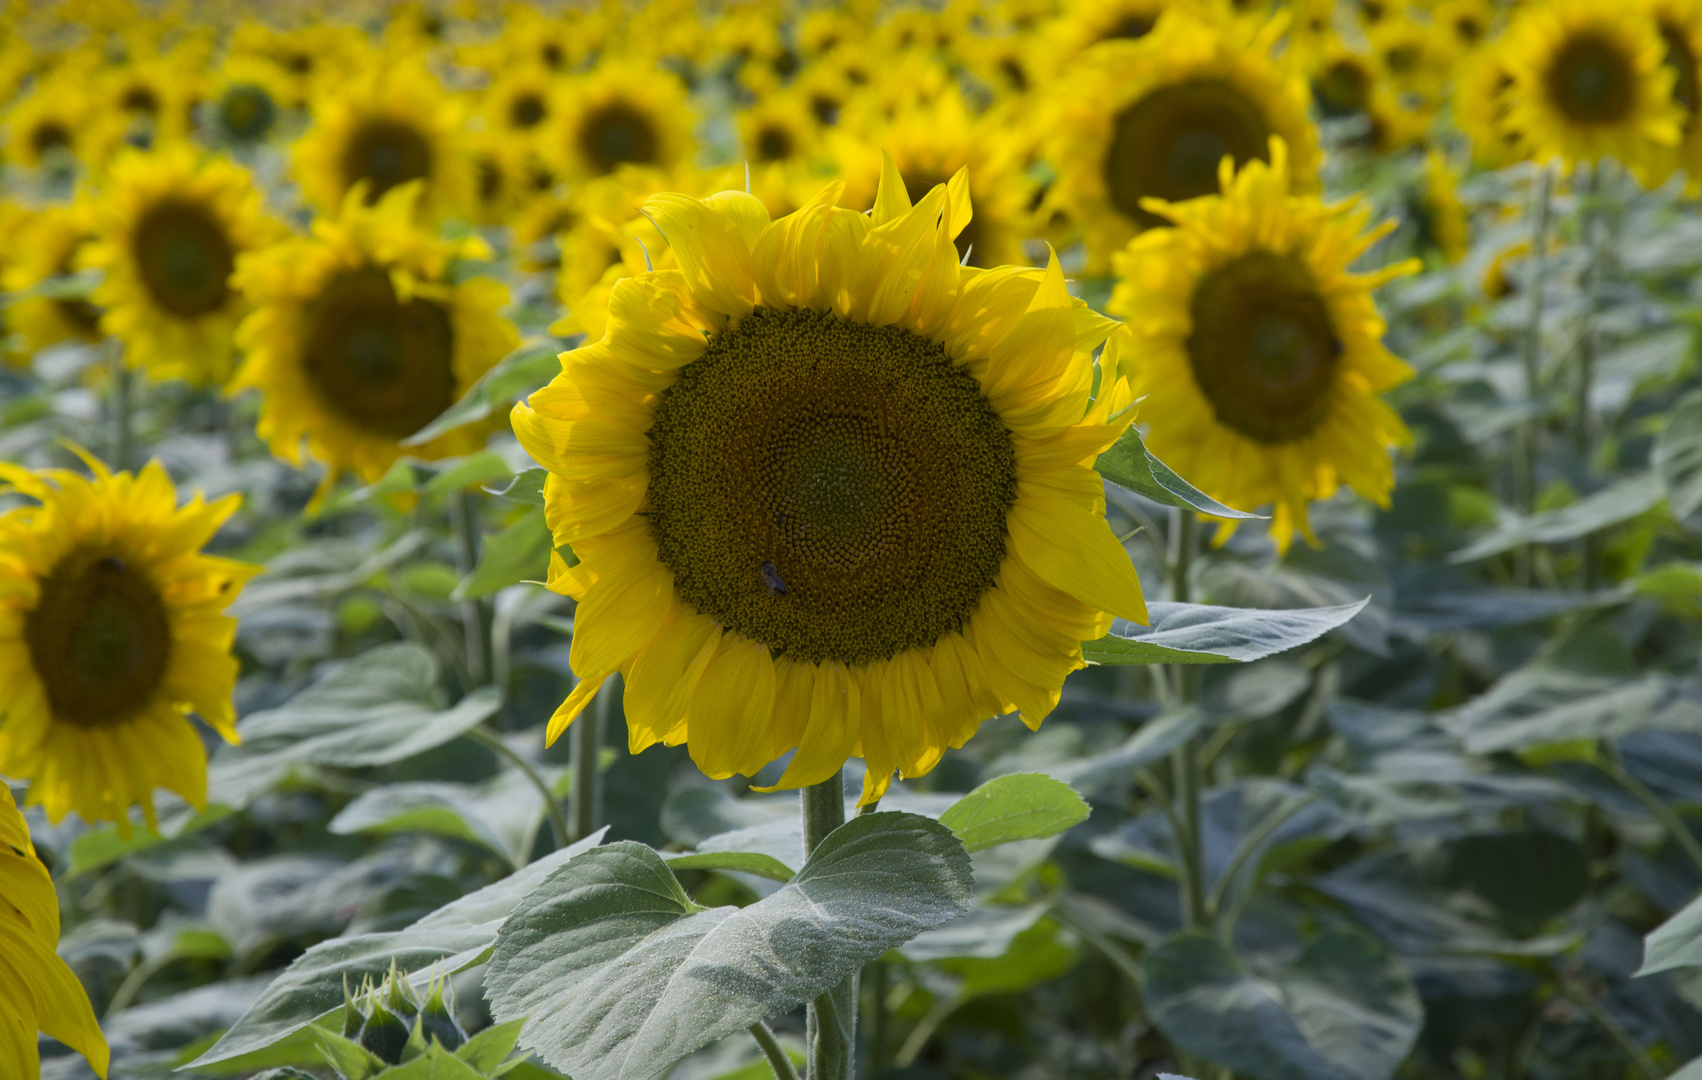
[570,679,613,842]
[1559,977,1660,1080]
[467,725,566,858]
[1599,744,1702,875]
[748,1021,802,1080]
[452,490,489,686]
[1166,510,1207,931]
[109,343,132,471]
[802,773,855,1080]
[1574,163,1600,457]
[1514,164,1555,588]
[866,960,890,1075]
[1206,792,1318,935]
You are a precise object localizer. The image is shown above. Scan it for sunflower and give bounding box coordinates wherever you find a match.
[4,70,95,169]
[229,22,367,108]
[1501,0,1682,179]
[231,184,518,501]
[1640,0,1702,187]
[1039,0,1181,73]
[483,63,558,140]
[90,49,197,156]
[1455,42,1527,167]
[202,54,294,145]
[292,59,474,221]
[1107,142,1416,551]
[541,60,695,184]
[1417,149,1470,263]
[4,201,105,358]
[466,130,534,226]
[1,784,109,1080]
[1043,9,1321,272]
[1307,42,1379,119]
[514,164,1146,804]
[0,453,255,830]
[1434,0,1496,51]
[739,92,823,168]
[829,91,1037,268]
[81,146,278,387]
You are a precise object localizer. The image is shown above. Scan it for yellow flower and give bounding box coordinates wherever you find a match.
[229,21,368,108]
[540,59,695,185]
[292,59,475,221]
[481,62,558,141]
[3,201,105,359]
[1108,141,1416,552]
[1501,0,1682,179]
[0,453,255,830]
[1455,42,1527,168]
[1043,9,1321,273]
[1433,0,1497,51]
[1038,0,1180,74]
[4,65,96,169]
[1639,0,1702,188]
[82,145,279,387]
[514,162,1147,804]
[1420,149,1471,264]
[203,54,295,145]
[1,784,109,1080]
[231,184,518,502]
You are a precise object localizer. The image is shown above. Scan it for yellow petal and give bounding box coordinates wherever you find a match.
[546,673,607,745]
[687,634,779,779]
[624,609,720,753]
[1008,494,1148,623]
[644,193,757,317]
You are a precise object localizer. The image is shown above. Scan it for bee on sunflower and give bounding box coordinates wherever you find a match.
[514,162,1147,804]
[231,183,518,504]
[540,60,695,184]
[2,784,109,1080]
[1108,141,1417,552]
[292,59,475,221]
[1501,0,1683,180]
[0,452,256,831]
[81,145,280,387]
[1043,9,1321,272]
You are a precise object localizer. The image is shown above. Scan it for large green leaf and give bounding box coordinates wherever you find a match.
[185,829,609,1072]
[404,340,563,445]
[1082,599,1368,666]
[1440,666,1702,755]
[208,644,502,807]
[1095,426,1262,519]
[1656,389,1702,534]
[1638,891,1702,975]
[329,770,555,869]
[1449,472,1664,562]
[938,773,1089,853]
[486,812,973,1080]
[453,506,554,600]
[1146,931,1422,1080]
[230,531,429,617]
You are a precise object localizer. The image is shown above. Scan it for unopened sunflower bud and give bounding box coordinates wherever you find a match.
[416,972,467,1051]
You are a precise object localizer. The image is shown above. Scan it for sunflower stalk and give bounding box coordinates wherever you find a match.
[1574,162,1609,591]
[801,771,855,1080]
[108,341,132,472]
[1166,509,1208,932]
[569,677,613,842]
[451,489,489,686]
[1513,163,1555,588]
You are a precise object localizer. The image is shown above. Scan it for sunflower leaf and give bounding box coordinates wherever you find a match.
[1657,389,1702,535]
[1637,891,1702,975]
[453,506,553,600]
[939,773,1090,853]
[487,813,973,1080]
[1083,599,1369,665]
[403,339,563,446]
[1095,426,1263,519]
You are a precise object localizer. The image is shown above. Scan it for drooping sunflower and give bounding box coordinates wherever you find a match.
[1,784,109,1080]
[1501,0,1682,179]
[1044,9,1321,272]
[3,201,105,358]
[292,60,474,221]
[81,146,278,387]
[0,454,255,830]
[514,164,1147,804]
[231,184,518,501]
[541,61,694,185]
[1108,142,1417,551]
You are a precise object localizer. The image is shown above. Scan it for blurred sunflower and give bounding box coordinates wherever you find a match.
[92,49,197,154]
[1455,43,1527,167]
[542,60,694,183]
[229,22,366,107]
[3,201,105,357]
[82,146,278,387]
[1501,0,1681,179]
[293,60,474,220]
[1041,0,1178,69]
[1642,0,1702,186]
[514,165,1146,803]
[793,64,854,127]
[483,63,558,140]
[830,92,1036,267]
[0,454,255,830]
[1108,142,1416,551]
[1,784,109,1080]
[797,7,866,58]
[466,129,533,226]
[1044,10,1321,271]
[1433,0,1496,51]
[1308,42,1379,119]
[203,55,294,146]
[231,184,518,500]
[1417,149,1470,263]
[4,71,95,169]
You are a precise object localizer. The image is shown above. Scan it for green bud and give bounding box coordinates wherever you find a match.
[416,972,467,1052]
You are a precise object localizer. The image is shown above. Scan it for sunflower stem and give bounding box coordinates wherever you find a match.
[1165,509,1208,932]
[451,490,489,686]
[108,342,132,472]
[569,677,613,842]
[1576,162,1608,592]
[802,772,855,1080]
[748,1021,802,1080]
[466,724,566,859]
[1514,163,1555,588]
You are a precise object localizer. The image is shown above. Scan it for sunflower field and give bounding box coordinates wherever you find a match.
[8,0,1702,1078]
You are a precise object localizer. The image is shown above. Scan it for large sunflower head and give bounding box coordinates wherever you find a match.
[292,60,475,221]
[514,161,1147,804]
[0,453,256,831]
[1501,0,1682,179]
[1108,141,1417,552]
[231,183,519,502]
[542,60,695,184]
[1,784,109,1080]
[81,145,279,387]
[3,200,106,358]
[1044,9,1322,272]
